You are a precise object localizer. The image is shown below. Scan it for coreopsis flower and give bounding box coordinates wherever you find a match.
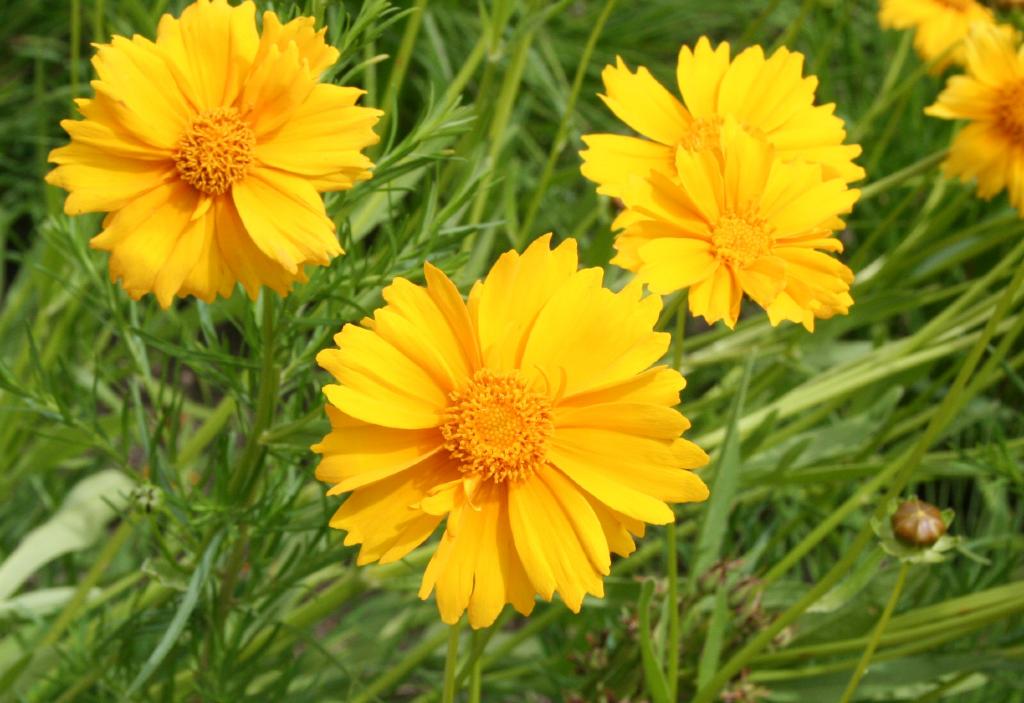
[46,0,382,307]
[879,0,997,70]
[614,120,860,331]
[580,37,863,200]
[926,23,1024,212]
[312,235,709,628]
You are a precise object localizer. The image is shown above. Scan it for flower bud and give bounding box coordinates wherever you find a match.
[891,498,947,547]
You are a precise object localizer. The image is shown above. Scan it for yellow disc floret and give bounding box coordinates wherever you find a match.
[173,108,256,195]
[711,209,774,268]
[441,369,553,483]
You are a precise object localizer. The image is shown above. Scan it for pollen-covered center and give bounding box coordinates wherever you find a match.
[679,116,723,153]
[440,369,553,483]
[934,0,971,11]
[711,209,774,268]
[995,81,1024,143]
[173,108,256,195]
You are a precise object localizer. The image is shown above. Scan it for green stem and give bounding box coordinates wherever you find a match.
[468,630,483,703]
[378,0,428,136]
[230,296,279,501]
[442,621,463,703]
[70,0,81,103]
[519,0,617,240]
[465,4,551,276]
[838,562,909,703]
[666,522,680,699]
[40,517,134,649]
[176,395,236,470]
[350,626,451,703]
[858,148,949,201]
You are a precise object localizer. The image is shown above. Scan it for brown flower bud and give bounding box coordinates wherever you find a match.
[892,498,947,546]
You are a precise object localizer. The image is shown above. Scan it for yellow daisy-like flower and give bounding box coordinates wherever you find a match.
[580,37,864,201]
[312,235,710,628]
[614,120,860,331]
[926,23,1024,212]
[46,0,382,307]
[879,0,996,70]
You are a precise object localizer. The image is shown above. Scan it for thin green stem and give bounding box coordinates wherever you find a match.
[464,13,539,274]
[838,562,910,703]
[40,517,135,649]
[666,521,680,699]
[519,0,617,240]
[378,0,428,136]
[230,296,279,502]
[442,620,463,703]
[468,630,483,703]
[70,0,81,103]
[859,148,949,201]
[176,395,236,470]
[350,626,450,703]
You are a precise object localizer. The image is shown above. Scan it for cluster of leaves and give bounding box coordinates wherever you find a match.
[0,0,1022,702]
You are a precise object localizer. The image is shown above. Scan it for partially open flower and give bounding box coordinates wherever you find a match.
[892,498,947,546]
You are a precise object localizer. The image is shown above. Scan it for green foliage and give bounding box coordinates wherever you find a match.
[1,0,1023,701]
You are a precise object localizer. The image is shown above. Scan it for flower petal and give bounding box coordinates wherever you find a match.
[599,56,691,145]
[231,166,341,273]
[256,83,381,190]
[579,134,674,199]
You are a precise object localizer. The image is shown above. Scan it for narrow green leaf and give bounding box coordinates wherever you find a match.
[638,579,671,703]
[125,532,224,697]
[696,587,730,689]
[692,354,754,578]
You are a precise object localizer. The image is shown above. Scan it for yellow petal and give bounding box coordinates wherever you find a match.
[579,134,674,199]
[231,166,341,273]
[689,265,742,328]
[329,453,454,565]
[520,268,669,398]
[88,181,200,306]
[558,366,685,408]
[508,474,605,611]
[471,234,579,371]
[46,138,176,216]
[313,406,443,493]
[676,36,731,119]
[90,35,193,148]
[256,83,381,189]
[238,41,316,136]
[600,56,690,145]
[256,11,339,76]
[546,439,676,524]
[155,0,259,110]
[322,332,447,412]
[211,196,300,298]
[554,402,690,439]
[636,237,718,295]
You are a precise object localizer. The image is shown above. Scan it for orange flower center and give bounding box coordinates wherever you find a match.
[173,108,256,195]
[440,369,553,483]
[711,210,773,268]
[996,81,1024,142]
[679,116,723,152]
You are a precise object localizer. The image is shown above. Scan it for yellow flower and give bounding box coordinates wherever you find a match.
[580,37,863,200]
[312,235,709,628]
[879,0,996,70]
[614,120,860,331]
[46,0,382,307]
[926,23,1024,212]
